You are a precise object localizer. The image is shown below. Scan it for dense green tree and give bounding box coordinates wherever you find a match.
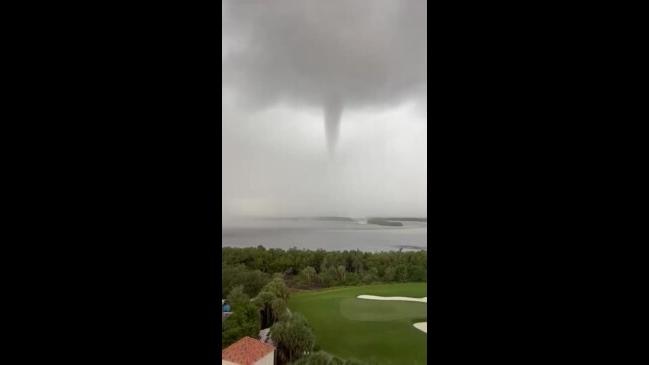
[271,313,315,365]
[253,290,279,328]
[271,297,289,322]
[222,264,270,298]
[361,267,379,284]
[222,302,260,347]
[383,266,396,281]
[222,247,427,291]
[262,277,290,302]
[351,255,363,273]
[408,266,426,282]
[395,264,409,282]
[301,266,317,285]
[335,265,346,282]
[226,285,249,310]
[319,266,338,287]
[253,277,291,328]
[319,256,329,273]
[343,272,360,286]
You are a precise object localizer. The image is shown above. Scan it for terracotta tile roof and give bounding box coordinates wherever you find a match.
[222,336,275,365]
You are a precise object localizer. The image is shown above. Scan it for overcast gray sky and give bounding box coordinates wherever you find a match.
[222,0,427,220]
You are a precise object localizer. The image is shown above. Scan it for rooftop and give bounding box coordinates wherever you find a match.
[222,336,275,365]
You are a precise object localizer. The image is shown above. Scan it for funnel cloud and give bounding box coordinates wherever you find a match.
[222,0,427,219]
[223,0,426,154]
[324,94,343,155]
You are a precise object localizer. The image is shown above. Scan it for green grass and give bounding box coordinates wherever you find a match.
[288,283,427,365]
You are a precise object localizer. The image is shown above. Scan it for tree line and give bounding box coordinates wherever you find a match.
[222,246,427,297]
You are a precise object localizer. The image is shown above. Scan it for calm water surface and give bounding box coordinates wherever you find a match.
[222,219,427,252]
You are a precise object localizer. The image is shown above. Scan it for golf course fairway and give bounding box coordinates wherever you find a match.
[288,283,427,365]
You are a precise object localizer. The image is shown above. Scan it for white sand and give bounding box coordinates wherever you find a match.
[357,295,428,333]
[357,295,427,303]
[413,322,427,333]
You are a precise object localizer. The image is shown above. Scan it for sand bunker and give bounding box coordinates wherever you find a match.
[357,295,427,303]
[413,322,427,333]
[357,295,427,333]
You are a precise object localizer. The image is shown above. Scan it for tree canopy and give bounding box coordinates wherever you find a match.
[270,313,315,365]
[221,302,260,347]
[222,247,426,293]
[226,285,249,310]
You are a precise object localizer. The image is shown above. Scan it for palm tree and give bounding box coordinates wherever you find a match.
[336,265,346,282]
[253,291,277,328]
[302,266,317,285]
[270,313,315,364]
[271,297,289,322]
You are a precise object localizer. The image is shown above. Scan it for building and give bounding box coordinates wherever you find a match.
[222,336,275,365]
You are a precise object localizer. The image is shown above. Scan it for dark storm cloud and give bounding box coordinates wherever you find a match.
[222,0,427,153]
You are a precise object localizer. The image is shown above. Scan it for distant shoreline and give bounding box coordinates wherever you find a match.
[221,245,426,253]
[234,216,427,226]
[222,217,426,252]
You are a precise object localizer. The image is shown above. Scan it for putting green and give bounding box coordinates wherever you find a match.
[340,298,426,322]
[288,283,427,365]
